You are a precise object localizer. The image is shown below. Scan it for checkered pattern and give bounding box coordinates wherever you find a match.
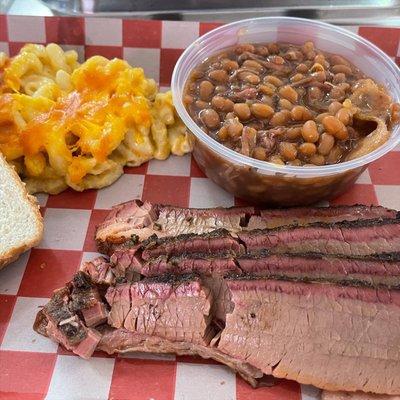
[0,15,399,400]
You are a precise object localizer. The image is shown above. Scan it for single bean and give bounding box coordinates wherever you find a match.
[270,110,291,127]
[279,85,298,103]
[183,94,194,105]
[333,73,346,84]
[279,99,293,110]
[211,96,225,110]
[328,101,343,115]
[235,43,255,54]
[331,64,352,75]
[269,55,285,65]
[234,103,251,120]
[195,100,208,109]
[279,142,298,161]
[306,51,316,60]
[301,120,319,143]
[255,46,269,56]
[310,62,325,72]
[302,41,314,53]
[296,63,309,73]
[318,133,335,155]
[240,72,260,85]
[299,142,317,156]
[269,155,285,165]
[311,70,326,82]
[223,98,234,112]
[250,103,274,119]
[309,154,326,166]
[264,75,283,87]
[285,127,302,140]
[199,80,214,101]
[243,59,264,72]
[267,43,279,54]
[314,53,326,65]
[227,120,244,138]
[322,115,349,139]
[252,146,267,160]
[315,112,330,123]
[336,108,351,125]
[259,84,276,96]
[330,55,350,66]
[208,69,228,83]
[217,126,229,141]
[291,105,313,121]
[200,109,220,129]
[191,69,204,79]
[221,59,239,72]
[290,73,304,83]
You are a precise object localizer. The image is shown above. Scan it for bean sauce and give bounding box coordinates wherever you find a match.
[184,41,399,166]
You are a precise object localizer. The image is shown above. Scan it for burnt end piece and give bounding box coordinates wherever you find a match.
[42,287,87,345]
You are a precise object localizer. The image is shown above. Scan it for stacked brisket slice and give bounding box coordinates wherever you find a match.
[34,200,400,396]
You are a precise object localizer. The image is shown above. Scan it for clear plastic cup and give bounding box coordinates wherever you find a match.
[171,17,400,206]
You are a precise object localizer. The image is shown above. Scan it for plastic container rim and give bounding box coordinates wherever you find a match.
[171,16,400,177]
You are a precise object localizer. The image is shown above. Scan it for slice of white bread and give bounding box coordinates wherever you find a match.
[0,153,43,270]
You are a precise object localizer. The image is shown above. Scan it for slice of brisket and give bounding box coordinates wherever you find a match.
[105,274,214,345]
[140,229,243,260]
[96,201,398,255]
[248,205,399,230]
[96,200,254,254]
[218,278,400,395]
[238,218,400,256]
[34,271,400,394]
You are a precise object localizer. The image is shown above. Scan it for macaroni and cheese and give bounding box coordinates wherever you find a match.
[0,44,192,194]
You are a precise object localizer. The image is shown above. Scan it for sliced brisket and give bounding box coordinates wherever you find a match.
[247,205,399,230]
[35,272,400,394]
[105,275,214,345]
[218,278,400,395]
[96,201,398,255]
[96,199,253,254]
[140,229,243,260]
[238,218,400,256]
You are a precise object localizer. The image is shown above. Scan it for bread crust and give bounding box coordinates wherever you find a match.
[0,155,43,270]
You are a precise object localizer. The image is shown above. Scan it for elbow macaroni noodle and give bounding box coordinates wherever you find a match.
[0,44,192,194]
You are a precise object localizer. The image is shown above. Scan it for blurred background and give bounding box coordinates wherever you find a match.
[0,0,399,25]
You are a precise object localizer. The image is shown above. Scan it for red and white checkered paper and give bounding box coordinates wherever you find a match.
[0,15,399,400]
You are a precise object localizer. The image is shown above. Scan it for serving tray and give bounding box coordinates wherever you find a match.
[0,15,399,400]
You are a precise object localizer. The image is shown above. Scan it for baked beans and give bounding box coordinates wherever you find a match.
[184,41,399,166]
